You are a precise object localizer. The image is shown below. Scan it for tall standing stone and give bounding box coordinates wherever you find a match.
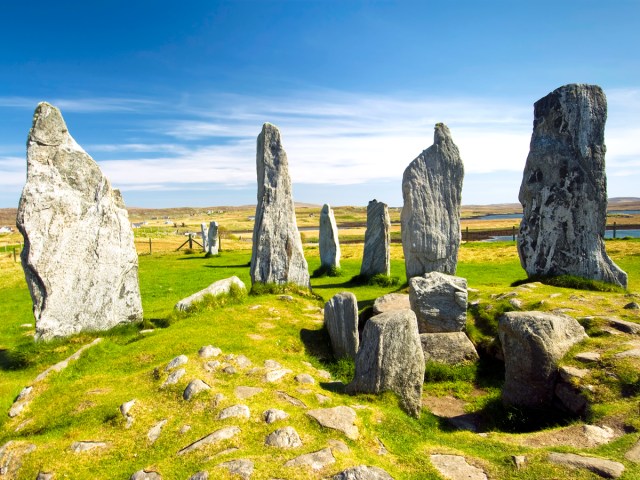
[319,204,340,269]
[324,292,359,359]
[200,223,209,253]
[16,102,143,340]
[360,200,390,277]
[250,123,310,288]
[401,123,464,279]
[518,84,627,288]
[207,221,219,255]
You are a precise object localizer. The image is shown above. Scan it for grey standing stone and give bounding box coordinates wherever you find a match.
[264,426,303,448]
[409,272,468,333]
[200,223,209,253]
[499,311,587,407]
[207,221,219,255]
[319,204,341,269]
[360,200,390,277]
[518,84,627,288]
[175,276,246,311]
[402,123,464,279]
[346,310,424,417]
[332,465,394,480]
[16,102,142,340]
[420,332,479,365]
[250,123,310,288]
[324,292,359,359]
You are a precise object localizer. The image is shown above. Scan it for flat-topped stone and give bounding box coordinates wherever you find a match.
[307,406,359,440]
[372,293,410,315]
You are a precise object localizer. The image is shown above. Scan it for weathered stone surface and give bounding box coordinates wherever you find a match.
[264,426,302,448]
[165,355,188,371]
[218,404,250,420]
[430,454,487,480]
[324,292,359,360]
[284,447,335,470]
[188,471,209,480]
[175,276,245,311]
[575,351,601,363]
[420,332,479,365]
[548,452,624,478]
[624,302,640,310]
[130,470,162,480]
[183,379,211,400]
[360,200,390,277]
[70,441,107,453]
[218,459,253,479]
[346,310,424,417]
[250,123,309,288]
[162,368,185,388]
[409,272,468,333]
[307,406,359,440]
[36,472,54,480]
[332,465,394,480]
[264,369,292,383]
[147,419,167,444]
[199,345,222,358]
[373,293,410,315]
[16,102,142,340]
[499,311,587,407]
[200,223,209,253]
[517,84,627,288]
[276,391,307,408]
[402,123,464,279]
[295,373,315,384]
[177,426,241,455]
[625,438,640,463]
[207,221,219,255]
[319,204,341,269]
[604,317,640,335]
[263,408,289,424]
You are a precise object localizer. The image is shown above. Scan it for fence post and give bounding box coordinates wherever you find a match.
[512,225,516,241]
[218,234,221,253]
[188,234,193,250]
[149,238,152,255]
[465,226,469,242]
[13,248,17,263]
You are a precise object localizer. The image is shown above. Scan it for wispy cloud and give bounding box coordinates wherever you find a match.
[0,96,156,113]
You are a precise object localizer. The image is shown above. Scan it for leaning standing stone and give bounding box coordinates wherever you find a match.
[324,292,359,359]
[16,102,143,340]
[319,204,341,269]
[250,123,310,288]
[360,200,390,277]
[402,123,464,279]
[518,84,627,288]
[346,310,424,417]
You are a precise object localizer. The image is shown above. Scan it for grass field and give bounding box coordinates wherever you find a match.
[1,221,640,478]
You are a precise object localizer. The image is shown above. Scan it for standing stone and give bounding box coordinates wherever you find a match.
[346,310,424,417]
[360,200,390,277]
[499,311,587,408]
[16,102,143,340]
[518,84,627,288]
[402,123,464,279]
[207,221,219,255]
[324,292,359,360]
[200,223,209,253]
[250,123,310,288]
[409,272,468,333]
[319,204,341,269]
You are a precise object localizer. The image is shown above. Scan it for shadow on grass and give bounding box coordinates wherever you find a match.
[0,348,30,371]
[204,264,251,269]
[299,327,332,363]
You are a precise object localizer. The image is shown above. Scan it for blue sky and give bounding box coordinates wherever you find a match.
[1,1,638,208]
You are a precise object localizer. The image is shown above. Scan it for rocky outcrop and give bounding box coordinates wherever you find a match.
[402,123,464,279]
[319,204,341,269]
[174,276,246,311]
[324,292,359,359]
[517,84,627,288]
[16,102,142,340]
[250,123,310,288]
[499,311,587,408]
[346,310,424,417]
[360,200,390,277]
[420,332,479,365]
[409,272,468,333]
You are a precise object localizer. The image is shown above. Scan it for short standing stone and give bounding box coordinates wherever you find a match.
[175,276,246,311]
[324,292,359,359]
[207,221,219,255]
[402,123,464,279]
[499,311,587,407]
[517,84,627,288]
[319,204,341,269]
[373,293,410,315]
[200,223,209,252]
[346,310,424,417]
[16,102,143,340]
[183,379,211,400]
[250,123,310,288]
[420,332,479,365]
[360,200,390,277]
[409,272,468,333]
[264,426,302,448]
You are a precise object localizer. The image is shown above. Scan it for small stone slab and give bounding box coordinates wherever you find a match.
[236,355,252,368]
[430,454,487,480]
[130,470,162,480]
[183,379,211,400]
[71,441,108,453]
[199,346,221,358]
[147,419,168,444]
[218,405,250,420]
[165,355,188,371]
[263,408,289,424]
[175,276,246,311]
[307,406,358,440]
[265,426,302,448]
[36,473,54,480]
[234,386,263,399]
[264,369,292,382]
[295,373,315,384]
[605,317,640,335]
[329,439,350,454]
[264,359,282,370]
[548,452,624,478]
[284,447,335,470]
[614,348,640,359]
[217,459,253,480]
[373,293,410,315]
[575,352,601,363]
[332,465,393,479]
[276,390,307,408]
[625,438,640,463]
[559,366,589,382]
[188,472,209,480]
[177,426,241,455]
[162,368,186,388]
